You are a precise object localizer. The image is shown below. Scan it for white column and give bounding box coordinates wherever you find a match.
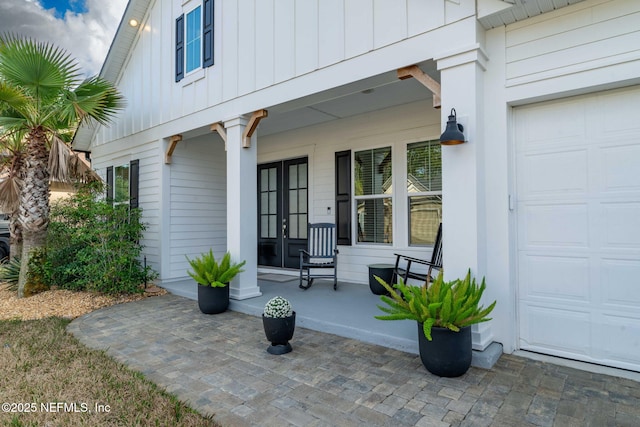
[437,46,492,350]
[224,116,261,300]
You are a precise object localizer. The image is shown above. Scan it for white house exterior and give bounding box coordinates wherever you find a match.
[75,0,640,372]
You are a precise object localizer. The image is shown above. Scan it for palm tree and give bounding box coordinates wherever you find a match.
[0,35,124,297]
[0,130,100,260]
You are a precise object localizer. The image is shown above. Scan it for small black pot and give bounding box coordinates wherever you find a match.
[197,284,229,314]
[262,312,296,355]
[417,323,472,377]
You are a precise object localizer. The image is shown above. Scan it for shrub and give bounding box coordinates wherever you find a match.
[42,181,157,294]
[0,257,21,291]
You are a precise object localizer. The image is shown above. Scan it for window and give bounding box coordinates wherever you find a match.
[354,147,392,244]
[185,6,202,74]
[175,0,214,82]
[407,140,441,245]
[114,164,130,204]
[106,160,139,208]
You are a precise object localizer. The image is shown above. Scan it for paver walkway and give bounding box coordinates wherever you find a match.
[68,294,640,426]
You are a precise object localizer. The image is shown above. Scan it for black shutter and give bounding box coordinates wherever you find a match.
[106,166,113,203]
[129,159,139,209]
[202,0,214,68]
[175,14,185,82]
[335,150,352,245]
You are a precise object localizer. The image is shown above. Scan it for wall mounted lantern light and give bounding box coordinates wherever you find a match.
[440,108,465,145]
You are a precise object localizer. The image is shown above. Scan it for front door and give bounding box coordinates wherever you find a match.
[258,158,308,269]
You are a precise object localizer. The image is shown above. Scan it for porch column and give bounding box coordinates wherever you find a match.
[436,46,492,350]
[224,116,261,300]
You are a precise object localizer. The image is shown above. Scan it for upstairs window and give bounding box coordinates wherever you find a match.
[185,6,202,73]
[176,0,214,82]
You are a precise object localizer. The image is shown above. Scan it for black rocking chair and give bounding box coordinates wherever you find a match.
[392,222,443,287]
[299,223,339,290]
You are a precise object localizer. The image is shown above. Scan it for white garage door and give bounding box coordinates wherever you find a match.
[515,86,640,372]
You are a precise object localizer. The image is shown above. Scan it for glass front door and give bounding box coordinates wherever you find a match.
[258,157,308,268]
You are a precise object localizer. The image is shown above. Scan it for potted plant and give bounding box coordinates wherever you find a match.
[375,270,496,377]
[262,296,296,355]
[186,250,246,314]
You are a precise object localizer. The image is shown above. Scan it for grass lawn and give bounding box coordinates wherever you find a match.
[0,317,219,426]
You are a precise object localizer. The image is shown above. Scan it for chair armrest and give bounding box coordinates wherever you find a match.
[401,254,441,268]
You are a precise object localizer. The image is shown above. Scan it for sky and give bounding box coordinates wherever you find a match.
[0,0,129,76]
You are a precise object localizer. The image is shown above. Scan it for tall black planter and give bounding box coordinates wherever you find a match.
[262,312,296,355]
[417,323,472,377]
[197,284,229,314]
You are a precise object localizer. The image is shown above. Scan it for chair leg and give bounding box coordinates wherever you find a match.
[299,267,313,290]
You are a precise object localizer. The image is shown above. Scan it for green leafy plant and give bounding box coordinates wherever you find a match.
[186,250,246,288]
[40,181,157,294]
[0,257,21,291]
[375,270,496,341]
[263,296,293,318]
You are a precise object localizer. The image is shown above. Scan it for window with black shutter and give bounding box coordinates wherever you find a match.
[175,14,184,82]
[106,166,114,201]
[335,150,351,245]
[129,159,139,209]
[175,0,214,82]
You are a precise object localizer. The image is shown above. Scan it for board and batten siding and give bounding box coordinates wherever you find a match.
[168,134,227,280]
[92,0,472,147]
[505,0,640,88]
[258,100,441,285]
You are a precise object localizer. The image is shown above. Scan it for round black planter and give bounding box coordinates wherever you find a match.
[197,284,229,314]
[417,323,472,377]
[368,264,394,295]
[262,312,296,355]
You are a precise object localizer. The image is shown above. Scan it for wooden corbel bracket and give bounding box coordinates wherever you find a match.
[210,122,227,151]
[242,109,268,148]
[397,65,441,108]
[165,134,182,164]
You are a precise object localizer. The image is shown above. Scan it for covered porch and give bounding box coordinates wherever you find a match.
[161,274,502,369]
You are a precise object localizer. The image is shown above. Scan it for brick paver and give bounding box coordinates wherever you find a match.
[68,294,640,426]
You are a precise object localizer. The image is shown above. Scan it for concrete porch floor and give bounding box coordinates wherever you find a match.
[160,273,502,369]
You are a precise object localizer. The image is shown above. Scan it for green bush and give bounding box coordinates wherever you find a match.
[42,182,157,294]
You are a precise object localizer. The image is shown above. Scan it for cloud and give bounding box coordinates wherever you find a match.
[0,0,128,76]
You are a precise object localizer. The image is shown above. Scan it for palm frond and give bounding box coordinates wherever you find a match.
[0,34,80,98]
[72,77,125,126]
[0,175,21,212]
[48,134,70,183]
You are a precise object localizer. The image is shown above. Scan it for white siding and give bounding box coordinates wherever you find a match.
[505,0,640,87]
[168,134,227,279]
[92,0,472,147]
[258,100,441,285]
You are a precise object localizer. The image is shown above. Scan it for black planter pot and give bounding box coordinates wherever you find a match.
[368,264,394,295]
[197,284,229,314]
[262,312,296,355]
[417,323,472,377]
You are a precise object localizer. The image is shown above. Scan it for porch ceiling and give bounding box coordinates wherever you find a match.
[258,63,439,137]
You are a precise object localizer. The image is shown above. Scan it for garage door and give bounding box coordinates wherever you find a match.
[515,86,640,372]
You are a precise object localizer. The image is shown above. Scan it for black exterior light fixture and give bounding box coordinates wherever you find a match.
[440,108,465,145]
